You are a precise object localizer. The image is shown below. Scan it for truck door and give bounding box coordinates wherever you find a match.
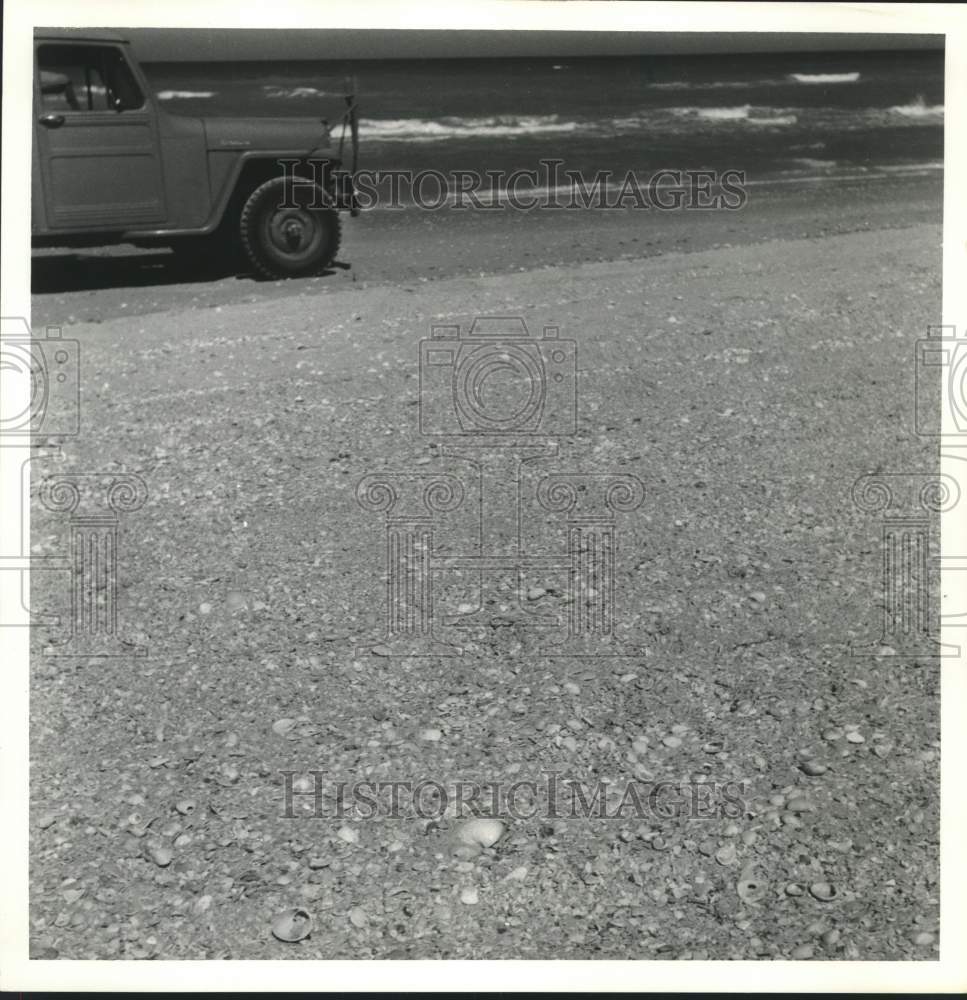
[35,42,166,230]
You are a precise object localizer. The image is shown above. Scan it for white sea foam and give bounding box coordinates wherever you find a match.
[360,115,579,141]
[747,114,798,126]
[650,78,787,91]
[789,72,860,84]
[889,97,944,119]
[789,157,839,169]
[157,89,216,100]
[696,105,751,120]
[669,106,797,126]
[263,85,339,99]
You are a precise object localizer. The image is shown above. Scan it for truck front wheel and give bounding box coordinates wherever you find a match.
[239,177,341,280]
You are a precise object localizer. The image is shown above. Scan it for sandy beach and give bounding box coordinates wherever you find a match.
[28,173,943,959]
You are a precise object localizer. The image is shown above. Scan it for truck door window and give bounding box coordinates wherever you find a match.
[37,44,144,112]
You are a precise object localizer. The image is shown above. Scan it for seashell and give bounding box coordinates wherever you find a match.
[845,731,865,744]
[348,906,368,928]
[455,818,505,849]
[174,798,196,816]
[702,740,725,754]
[737,878,766,904]
[337,825,359,845]
[662,735,682,749]
[271,908,313,942]
[272,718,297,736]
[715,844,737,866]
[785,882,804,896]
[809,881,837,902]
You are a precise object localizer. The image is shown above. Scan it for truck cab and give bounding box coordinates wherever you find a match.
[32,29,358,279]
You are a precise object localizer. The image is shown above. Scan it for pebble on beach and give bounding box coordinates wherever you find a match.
[455,818,505,849]
[799,760,827,776]
[145,843,173,868]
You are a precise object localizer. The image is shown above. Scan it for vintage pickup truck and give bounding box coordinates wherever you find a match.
[32,28,358,279]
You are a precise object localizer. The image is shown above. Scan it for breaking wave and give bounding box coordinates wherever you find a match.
[789,72,860,84]
[263,85,341,99]
[157,89,216,100]
[889,96,944,119]
[359,114,581,140]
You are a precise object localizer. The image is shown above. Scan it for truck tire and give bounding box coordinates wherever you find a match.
[239,177,341,280]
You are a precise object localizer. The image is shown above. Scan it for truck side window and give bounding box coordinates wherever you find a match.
[37,44,144,112]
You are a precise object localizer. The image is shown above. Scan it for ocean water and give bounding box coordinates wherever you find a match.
[141,50,943,181]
